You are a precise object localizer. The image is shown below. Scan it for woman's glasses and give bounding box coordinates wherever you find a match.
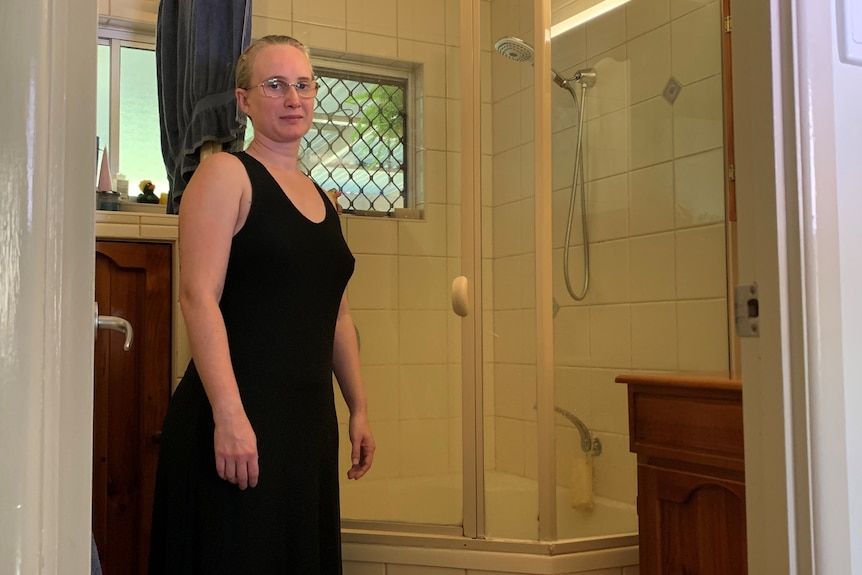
[251,78,319,99]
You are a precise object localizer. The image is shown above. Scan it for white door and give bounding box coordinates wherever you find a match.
[0,0,98,573]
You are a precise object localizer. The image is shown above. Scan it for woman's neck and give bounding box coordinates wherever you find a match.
[245,139,302,173]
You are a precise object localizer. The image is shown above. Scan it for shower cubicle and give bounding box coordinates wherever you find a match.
[328,0,730,570]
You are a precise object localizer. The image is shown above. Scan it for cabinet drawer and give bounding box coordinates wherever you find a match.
[624,378,744,472]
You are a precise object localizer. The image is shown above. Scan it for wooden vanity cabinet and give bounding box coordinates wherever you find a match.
[616,375,747,575]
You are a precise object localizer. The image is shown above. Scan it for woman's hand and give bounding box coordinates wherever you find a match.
[347,413,375,480]
[214,413,259,490]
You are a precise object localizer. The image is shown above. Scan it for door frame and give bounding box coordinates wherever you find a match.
[0,0,98,572]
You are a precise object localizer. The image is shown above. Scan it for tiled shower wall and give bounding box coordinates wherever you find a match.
[489,0,730,508]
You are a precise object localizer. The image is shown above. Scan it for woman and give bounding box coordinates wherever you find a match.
[149,35,374,574]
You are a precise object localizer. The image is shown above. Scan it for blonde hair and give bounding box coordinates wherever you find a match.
[235,35,312,89]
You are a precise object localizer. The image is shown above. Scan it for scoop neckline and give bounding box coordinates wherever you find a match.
[241,151,330,225]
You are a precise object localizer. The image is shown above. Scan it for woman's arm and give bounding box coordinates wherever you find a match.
[332,294,375,479]
[178,152,259,490]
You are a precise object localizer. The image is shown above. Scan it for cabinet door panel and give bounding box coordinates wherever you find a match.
[93,241,172,575]
[639,464,747,575]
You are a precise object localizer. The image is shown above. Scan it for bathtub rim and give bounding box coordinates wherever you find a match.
[342,520,638,556]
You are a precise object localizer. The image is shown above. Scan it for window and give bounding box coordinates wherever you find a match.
[307,65,410,214]
[97,32,167,200]
[98,29,414,212]
[245,61,413,215]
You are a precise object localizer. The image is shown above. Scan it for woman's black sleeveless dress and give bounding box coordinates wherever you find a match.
[148,152,354,574]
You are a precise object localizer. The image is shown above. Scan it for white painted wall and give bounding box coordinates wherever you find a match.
[0,0,97,573]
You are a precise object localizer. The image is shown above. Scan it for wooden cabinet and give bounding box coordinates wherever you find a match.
[93,240,172,575]
[617,374,747,575]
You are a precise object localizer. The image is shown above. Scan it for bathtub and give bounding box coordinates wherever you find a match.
[339,471,639,574]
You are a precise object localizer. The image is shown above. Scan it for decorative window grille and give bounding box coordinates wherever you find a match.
[303,66,409,214]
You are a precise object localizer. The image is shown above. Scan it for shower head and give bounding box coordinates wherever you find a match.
[494,36,534,63]
[493,36,572,90]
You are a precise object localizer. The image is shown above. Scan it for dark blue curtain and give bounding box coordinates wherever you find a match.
[156,0,252,214]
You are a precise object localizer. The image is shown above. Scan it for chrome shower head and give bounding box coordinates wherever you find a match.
[494,36,573,90]
[494,36,534,63]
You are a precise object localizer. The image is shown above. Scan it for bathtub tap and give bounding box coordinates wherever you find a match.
[554,405,602,456]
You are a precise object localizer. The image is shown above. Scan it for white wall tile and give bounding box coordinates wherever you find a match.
[495,363,533,420]
[293,22,346,52]
[589,239,631,305]
[346,0,396,36]
[672,74,723,158]
[628,25,671,105]
[588,173,630,242]
[626,0,670,40]
[350,254,398,309]
[399,310,449,363]
[675,224,727,299]
[495,416,526,475]
[446,0,462,47]
[554,307,592,366]
[553,25,587,74]
[399,418,451,477]
[593,432,637,503]
[585,109,629,181]
[553,245,590,306]
[447,46,462,100]
[629,232,676,301]
[351,309,399,366]
[253,0,292,20]
[553,124,579,192]
[347,217,398,254]
[589,304,631,368]
[293,0,345,27]
[629,96,673,170]
[346,31,398,59]
[670,0,714,20]
[585,6,627,59]
[396,0,446,44]
[671,2,721,85]
[492,92,522,153]
[629,161,675,236]
[362,365,400,421]
[424,96,449,151]
[631,301,678,370]
[447,151,462,205]
[677,298,729,373]
[493,147,522,207]
[399,364,449,419]
[493,255,524,310]
[399,255,449,309]
[447,204,461,258]
[399,39,448,99]
[675,147,726,227]
[586,45,628,121]
[399,203,448,256]
[589,368,629,435]
[250,16,292,38]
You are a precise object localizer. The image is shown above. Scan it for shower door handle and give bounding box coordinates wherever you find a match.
[93,302,134,351]
[451,276,470,317]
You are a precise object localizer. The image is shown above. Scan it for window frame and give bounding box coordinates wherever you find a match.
[309,56,417,213]
[98,26,157,182]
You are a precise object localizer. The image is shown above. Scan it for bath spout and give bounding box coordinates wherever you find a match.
[554,406,602,456]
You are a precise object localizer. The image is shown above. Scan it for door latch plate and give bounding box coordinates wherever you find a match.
[734,283,759,337]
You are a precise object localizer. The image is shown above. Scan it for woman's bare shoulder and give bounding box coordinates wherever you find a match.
[185,152,249,200]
